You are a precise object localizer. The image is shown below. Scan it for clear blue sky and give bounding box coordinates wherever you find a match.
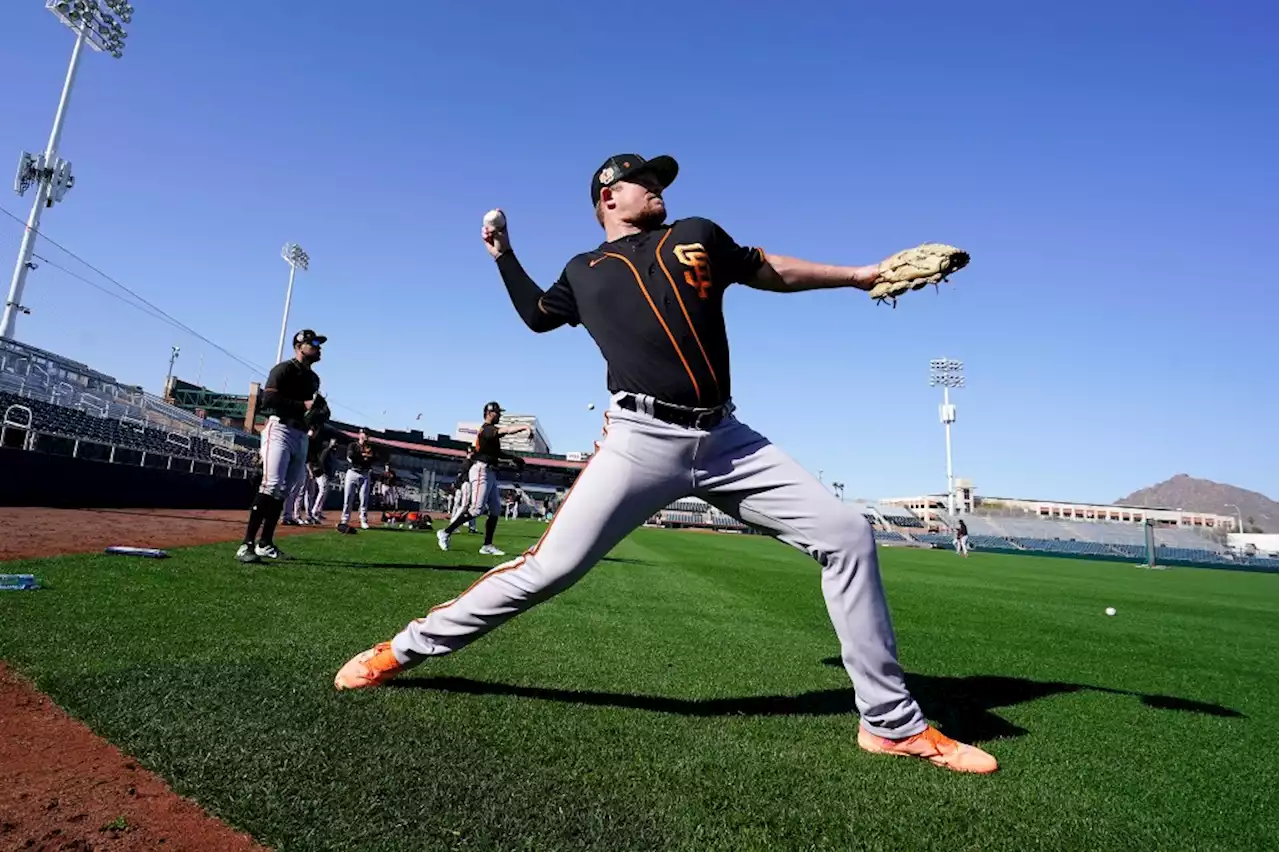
[1,0,1275,503]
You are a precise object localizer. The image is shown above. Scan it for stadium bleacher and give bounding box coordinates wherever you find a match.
[0,390,254,471]
[0,347,257,473]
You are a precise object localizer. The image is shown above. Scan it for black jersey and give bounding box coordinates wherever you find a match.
[261,358,320,426]
[472,423,504,465]
[347,441,375,473]
[499,217,765,408]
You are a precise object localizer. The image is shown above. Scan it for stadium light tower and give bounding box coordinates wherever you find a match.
[275,242,310,364]
[929,358,964,517]
[3,0,134,340]
[1224,503,1243,534]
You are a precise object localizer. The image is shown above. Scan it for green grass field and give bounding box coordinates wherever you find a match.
[1,521,1275,851]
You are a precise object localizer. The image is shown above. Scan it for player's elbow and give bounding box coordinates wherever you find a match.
[524,311,562,333]
[744,260,790,292]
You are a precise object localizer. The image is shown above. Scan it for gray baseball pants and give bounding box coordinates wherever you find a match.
[342,469,370,524]
[310,473,329,518]
[259,416,308,502]
[389,396,927,738]
[451,486,478,532]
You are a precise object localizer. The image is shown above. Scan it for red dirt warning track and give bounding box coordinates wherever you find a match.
[0,507,303,850]
[0,507,322,562]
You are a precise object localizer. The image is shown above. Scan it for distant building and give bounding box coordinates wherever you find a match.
[455,413,551,455]
[881,481,1238,532]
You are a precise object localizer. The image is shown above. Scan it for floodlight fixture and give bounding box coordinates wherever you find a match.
[928,357,966,518]
[3,1,137,339]
[275,243,311,363]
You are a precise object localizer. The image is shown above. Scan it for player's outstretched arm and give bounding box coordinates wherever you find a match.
[745,254,880,293]
[482,212,577,333]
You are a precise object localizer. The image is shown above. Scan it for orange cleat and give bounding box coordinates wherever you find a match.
[857,725,998,774]
[334,641,405,691]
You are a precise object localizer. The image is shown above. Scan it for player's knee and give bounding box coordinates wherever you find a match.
[818,507,876,566]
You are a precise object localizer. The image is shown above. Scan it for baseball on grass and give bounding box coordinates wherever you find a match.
[1104,607,1117,616]
[483,209,506,231]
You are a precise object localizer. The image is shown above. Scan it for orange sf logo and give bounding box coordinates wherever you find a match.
[674,243,712,300]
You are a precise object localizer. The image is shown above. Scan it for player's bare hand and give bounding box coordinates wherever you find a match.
[481,210,511,259]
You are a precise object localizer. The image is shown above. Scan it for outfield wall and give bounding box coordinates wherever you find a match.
[0,447,257,509]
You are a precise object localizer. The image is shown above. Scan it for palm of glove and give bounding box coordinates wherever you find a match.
[868,243,969,308]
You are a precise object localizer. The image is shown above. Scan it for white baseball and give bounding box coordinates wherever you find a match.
[587,402,595,410]
[483,209,507,231]
[1104,607,1116,616]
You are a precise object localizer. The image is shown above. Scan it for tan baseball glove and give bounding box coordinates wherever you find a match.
[868,243,970,307]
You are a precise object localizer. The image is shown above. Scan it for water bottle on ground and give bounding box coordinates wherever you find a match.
[0,574,39,591]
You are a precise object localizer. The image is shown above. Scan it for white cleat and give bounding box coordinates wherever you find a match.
[360,520,370,530]
[436,530,450,551]
[236,543,261,564]
[255,543,284,560]
[479,544,505,557]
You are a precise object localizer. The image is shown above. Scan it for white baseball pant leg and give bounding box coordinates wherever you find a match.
[342,470,371,525]
[389,400,926,739]
[311,473,328,518]
[467,462,502,518]
[259,417,307,501]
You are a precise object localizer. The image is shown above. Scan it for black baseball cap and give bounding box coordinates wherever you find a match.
[293,329,327,346]
[483,401,503,414]
[590,153,679,205]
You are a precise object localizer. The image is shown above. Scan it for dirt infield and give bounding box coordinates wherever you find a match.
[0,507,310,850]
[0,664,270,852]
[0,507,323,562]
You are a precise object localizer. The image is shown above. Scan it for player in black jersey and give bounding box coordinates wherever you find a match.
[436,401,531,556]
[237,329,325,563]
[334,152,995,776]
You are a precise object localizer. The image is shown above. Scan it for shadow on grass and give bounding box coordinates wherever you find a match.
[383,659,1243,743]
[290,558,487,574]
[820,656,1241,730]
[287,554,648,573]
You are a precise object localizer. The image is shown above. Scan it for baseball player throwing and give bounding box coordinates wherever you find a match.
[335,154,992,774]
[237,329,328,562]
[437,401,530,556]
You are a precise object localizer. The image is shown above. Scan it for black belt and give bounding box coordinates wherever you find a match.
[617,395,728,430]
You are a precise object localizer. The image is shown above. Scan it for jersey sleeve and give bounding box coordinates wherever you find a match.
[701,219,766,287]
[474,423,499,448]
[537,268,580,327]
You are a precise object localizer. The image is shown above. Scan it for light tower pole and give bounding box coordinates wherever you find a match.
[275,243,310,364]
[163,344,179,396]
[929,358,965,517]
[3,0,134,340]
[1224,503,1243,534]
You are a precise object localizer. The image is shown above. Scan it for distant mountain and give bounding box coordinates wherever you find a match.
[1116,474,1277,533]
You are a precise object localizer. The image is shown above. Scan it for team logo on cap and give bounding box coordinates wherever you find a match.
[598,166,616,185]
